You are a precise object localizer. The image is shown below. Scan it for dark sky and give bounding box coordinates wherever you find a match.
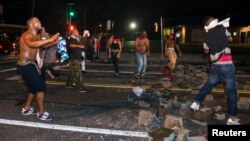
[1,0,249,35]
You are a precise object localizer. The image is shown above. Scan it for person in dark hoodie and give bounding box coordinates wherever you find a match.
[190,16,240,125]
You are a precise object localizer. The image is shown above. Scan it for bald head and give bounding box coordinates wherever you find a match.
[26,17,42,31]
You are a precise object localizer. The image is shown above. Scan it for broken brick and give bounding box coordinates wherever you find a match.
[239,97,250,104]
[205,95,213,101]
[237,102,249,110]
[138,100,151,108]
[213,113,226,120]
[164,114,183,129]
[138,110,154,126]
[243,84,250,90]
[191,119,207,126]
[191,110,213,122]
[148,126,173,141]
[213,106,222,112]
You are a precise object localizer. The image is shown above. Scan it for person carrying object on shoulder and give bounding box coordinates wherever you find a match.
[190,16,240,125]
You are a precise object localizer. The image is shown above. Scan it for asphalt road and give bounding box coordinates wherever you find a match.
[0,52,250,141]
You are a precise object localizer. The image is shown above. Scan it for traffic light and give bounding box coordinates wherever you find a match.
[69,11,74,17]
[69,25,74,31]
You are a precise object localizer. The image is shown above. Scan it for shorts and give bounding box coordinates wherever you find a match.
[17,63,47,94]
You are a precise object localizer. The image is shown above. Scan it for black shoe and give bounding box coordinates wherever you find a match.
[82,71,87,73]
[115,73,119,77]
[134,74,140,79]
[140,73,146,79]
[55,75,61,81]
[65,85,74,89]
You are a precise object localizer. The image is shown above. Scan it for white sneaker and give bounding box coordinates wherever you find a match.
[37,111,53,121]
[21,107,37,115]
[190,101,200,111]
[227,118,240,125]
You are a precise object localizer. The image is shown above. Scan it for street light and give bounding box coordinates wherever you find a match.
[130,22,137,30]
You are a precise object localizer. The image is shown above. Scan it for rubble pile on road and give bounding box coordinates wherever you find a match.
[126,64,250,140]
[160,64,209,89]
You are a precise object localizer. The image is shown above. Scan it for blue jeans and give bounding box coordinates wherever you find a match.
[134,51,147,75]
[195,63,238,117]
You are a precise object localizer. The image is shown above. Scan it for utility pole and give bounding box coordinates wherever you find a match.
[160,17,164,61]
[67,2,75,30]
[83,8,86,29]
[32,0,35,16]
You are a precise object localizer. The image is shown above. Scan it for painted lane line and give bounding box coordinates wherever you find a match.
[0,68,17,73]
[57,68,162,75]
[46,81,250,94]
[0,118,148,138]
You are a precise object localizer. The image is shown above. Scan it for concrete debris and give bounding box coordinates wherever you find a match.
[164,133,176,141]
[213,106,222,112]
[191,110,213,122]
[127,94,136,102]
[180,102,191,110]
[213,113,226,120]
[199,107,212,113]
[155,91,163,97]
[138,110,154,126]
[148,126,173,141]
[138,100,151,108]
[187,136,207,141]
[160,81,172,88]
[237,102,249,110]
[243,84,250,90]
[160,99,173,109]
[172,101,181,109]
[167,127,190,141]
[176,96,189,102]
[239,97,250,104]
[190,119,207,126]
[147,114,161,128]
[205,95,213,101]
[164,114,183,129]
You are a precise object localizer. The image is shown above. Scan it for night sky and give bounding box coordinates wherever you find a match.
[1,0,249,36]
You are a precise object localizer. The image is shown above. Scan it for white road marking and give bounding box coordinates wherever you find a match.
[57,68,162,75]
[5,75,21,80]
[0,68,17,73]
[0,118,148,138]
[1,67,250,78]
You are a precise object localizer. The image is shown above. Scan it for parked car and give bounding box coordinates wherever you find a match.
[0,34,14,54]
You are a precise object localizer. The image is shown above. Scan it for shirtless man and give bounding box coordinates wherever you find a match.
[134,31,150,79]
[162,34,181,80]
[17,17,60,121]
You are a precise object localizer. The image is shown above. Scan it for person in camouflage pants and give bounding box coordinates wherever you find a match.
[66,60,85,90]
[66,28,87,93]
